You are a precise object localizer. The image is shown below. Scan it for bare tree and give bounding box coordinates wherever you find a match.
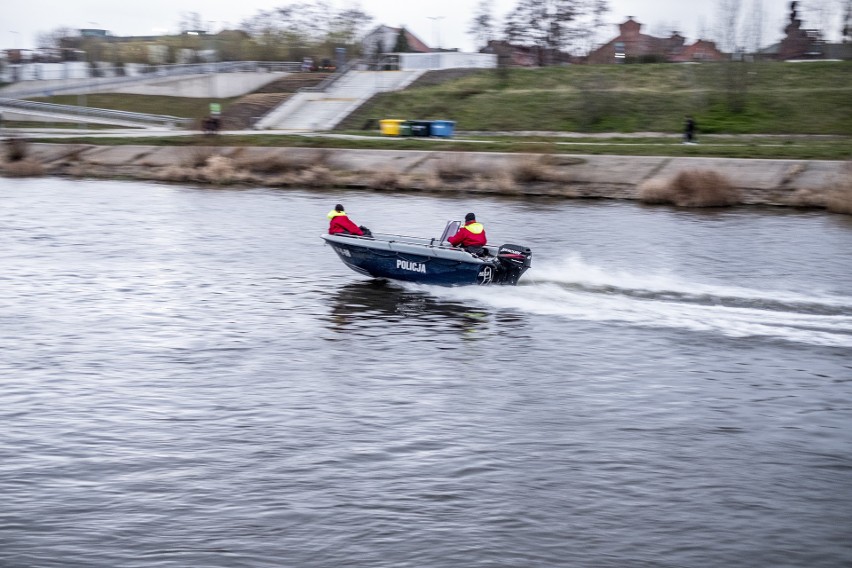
[579,0,611,54]
[715,0,743,53]
[329,5,373,45]
[469,0,497,50]
[242,0,375,61]
[503,0,608,63]
[714,0,749,113]
[743,0,765,54]
[179,12,205,33]
[802,0,839,38]
[36,27,77,50]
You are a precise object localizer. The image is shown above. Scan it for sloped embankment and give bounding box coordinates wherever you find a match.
[219,73,332,130]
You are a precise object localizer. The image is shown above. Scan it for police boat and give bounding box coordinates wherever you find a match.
[321,220,532,286]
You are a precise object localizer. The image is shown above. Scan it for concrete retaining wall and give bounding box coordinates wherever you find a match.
[105,72,286,98]
[16,143,850,206]
[0,71,287,99]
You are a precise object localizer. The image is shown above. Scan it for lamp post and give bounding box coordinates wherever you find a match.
[427,16,444,50]
[9,31,20,83]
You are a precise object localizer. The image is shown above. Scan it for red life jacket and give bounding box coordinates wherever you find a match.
[328,211,364,236]
[448,221,486,248]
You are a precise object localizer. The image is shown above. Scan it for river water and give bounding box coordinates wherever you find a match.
[1,178,851,568]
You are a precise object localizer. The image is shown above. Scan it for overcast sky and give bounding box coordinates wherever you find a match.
[2,0,842,53]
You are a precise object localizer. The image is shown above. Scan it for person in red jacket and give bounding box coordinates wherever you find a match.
[327,204,365,236]
[448,212,487,254]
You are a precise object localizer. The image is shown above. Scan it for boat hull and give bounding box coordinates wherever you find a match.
[322,233,529,286]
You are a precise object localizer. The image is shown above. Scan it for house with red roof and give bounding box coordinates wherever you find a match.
[362,25,431,58]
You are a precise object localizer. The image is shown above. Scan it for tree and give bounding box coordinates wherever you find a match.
[801,0,842,40]
[713,0,748,113]
[179,12,204,33]
[714,0,743,53]
[328,5,373,46]
[469,0,496,50]
[503,0,609,63]
[242,0,374,61]
[393,28,412,52]
[578,0,611,55]
[36,27,77,50]
[743,0,765,55]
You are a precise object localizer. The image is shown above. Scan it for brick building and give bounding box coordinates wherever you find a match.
[586,18,725,64]
[777,1,824,59]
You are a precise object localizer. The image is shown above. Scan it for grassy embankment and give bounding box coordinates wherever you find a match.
[15,61,852,161]
[342,61,852,135]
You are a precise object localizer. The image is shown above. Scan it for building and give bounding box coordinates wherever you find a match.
[586,18,725,64]
[670,40,726,63]
[361,25,431,58]
[777,1,825,59]
[480,40,573,67]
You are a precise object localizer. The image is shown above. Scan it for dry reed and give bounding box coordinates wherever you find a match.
[435,156,481,182]
[638,169,741,207]
[369,170,403,190]
[512,156,558,183]
[200,155,254,185]
[824,164,852,215]
[237,150,330,176]
[784,163,852,215]
[1,159,45,177]
[3,137,29,162]
[297,166,334,188]
[181,147,218,168]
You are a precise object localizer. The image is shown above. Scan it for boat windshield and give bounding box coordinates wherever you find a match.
[438,220,461,244]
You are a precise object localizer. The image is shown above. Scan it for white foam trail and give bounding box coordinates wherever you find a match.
[529,253,852,309]
[417,255,852,348]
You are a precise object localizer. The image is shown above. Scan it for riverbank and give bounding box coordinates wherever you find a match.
[2,142,851,212]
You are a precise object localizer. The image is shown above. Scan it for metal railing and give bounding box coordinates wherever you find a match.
[1,61,303,99]
[299,59,362,93]
[0,97,194,128]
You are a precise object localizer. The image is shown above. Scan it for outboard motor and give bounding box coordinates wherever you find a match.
[496,244,533,285]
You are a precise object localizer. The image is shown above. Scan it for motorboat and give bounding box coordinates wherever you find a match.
[321,220,532,286]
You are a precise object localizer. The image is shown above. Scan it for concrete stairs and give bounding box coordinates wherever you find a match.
[254,70,426,131]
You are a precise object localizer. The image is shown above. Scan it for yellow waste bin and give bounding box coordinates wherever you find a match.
[379,119,405,136]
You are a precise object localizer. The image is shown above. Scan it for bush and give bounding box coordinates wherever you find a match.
[4,137,28,162]
[825,184,852,214]
[638,169,741,207]
[1,159,45,177]
[238,150,330,175]
[181,147,217,168]
[824,167,852,215]
[369,170,402,190]
[435,156,481,182]
[512,155,559,183]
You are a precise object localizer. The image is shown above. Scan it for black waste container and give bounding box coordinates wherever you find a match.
[409,120,432,137]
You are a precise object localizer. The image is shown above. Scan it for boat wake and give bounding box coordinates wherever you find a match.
[420,254,852,348]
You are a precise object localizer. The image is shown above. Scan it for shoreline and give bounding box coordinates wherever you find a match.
[3,142,850,211]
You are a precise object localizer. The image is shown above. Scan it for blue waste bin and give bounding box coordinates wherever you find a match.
[409,120,432,137]
[430,120,456,138]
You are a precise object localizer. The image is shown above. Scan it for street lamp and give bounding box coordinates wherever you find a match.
[427,16,444,50]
